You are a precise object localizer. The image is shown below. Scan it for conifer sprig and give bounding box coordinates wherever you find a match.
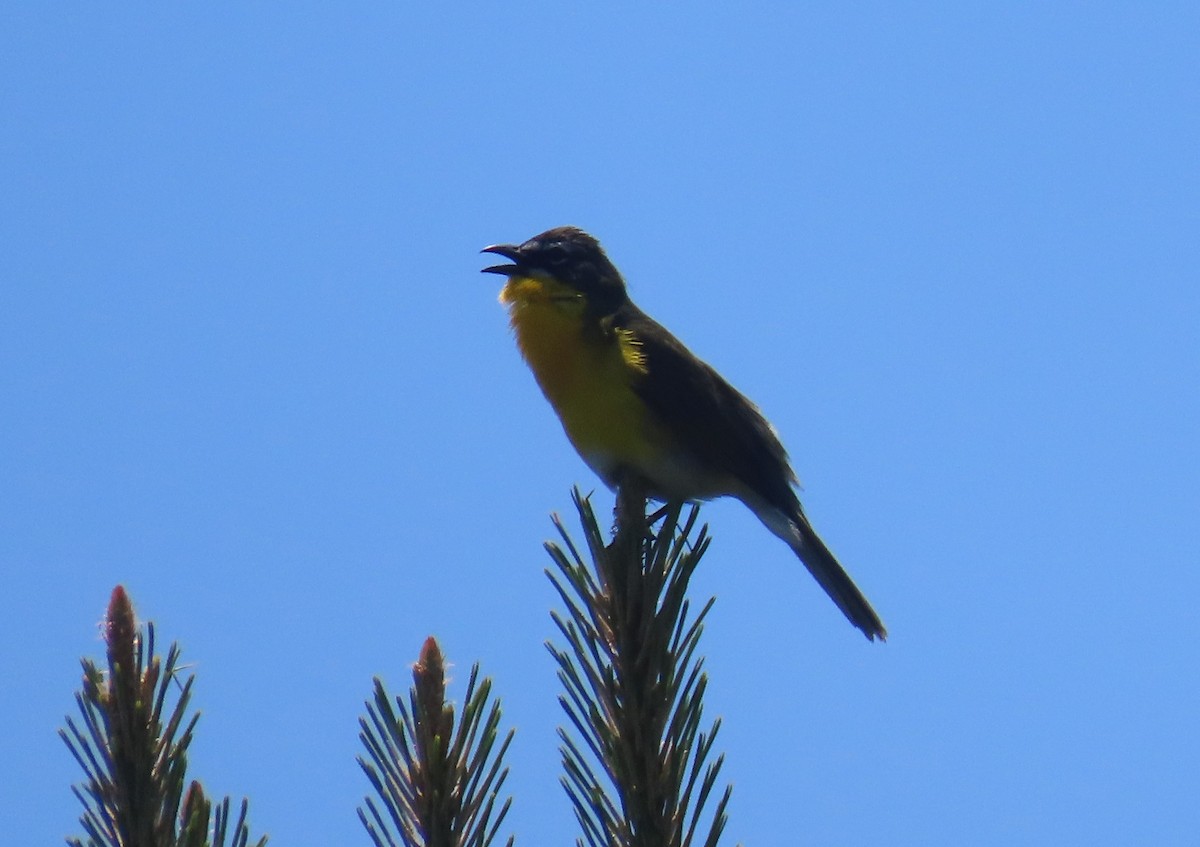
[358,637,515,847]
[546,485,732,847]
[60,586,265,847]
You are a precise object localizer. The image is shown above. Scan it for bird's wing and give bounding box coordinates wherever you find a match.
[617,305,800,513]
[616,305,886,640]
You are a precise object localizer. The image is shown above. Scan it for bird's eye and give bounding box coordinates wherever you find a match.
[542,241,569,265]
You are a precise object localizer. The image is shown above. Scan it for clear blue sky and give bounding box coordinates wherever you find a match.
[3,5,1197,845]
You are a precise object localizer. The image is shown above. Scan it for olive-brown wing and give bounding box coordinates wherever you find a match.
[618,305,800,514]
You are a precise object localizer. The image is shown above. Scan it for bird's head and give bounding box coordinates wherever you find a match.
[482,227,628,316]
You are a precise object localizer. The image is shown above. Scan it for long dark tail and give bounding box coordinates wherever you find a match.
[791,517,887,641]
[750,501,887,641]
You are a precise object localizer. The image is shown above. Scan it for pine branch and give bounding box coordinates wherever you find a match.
[546,484,733,847]
[60,585,266,847]
[358,637,516,847]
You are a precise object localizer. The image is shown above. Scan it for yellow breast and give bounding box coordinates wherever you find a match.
[500,275,657,475]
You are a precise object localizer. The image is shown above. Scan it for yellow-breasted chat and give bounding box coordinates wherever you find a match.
[483,226,885,641]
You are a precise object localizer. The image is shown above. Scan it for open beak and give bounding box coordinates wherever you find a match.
[481,243,523,276]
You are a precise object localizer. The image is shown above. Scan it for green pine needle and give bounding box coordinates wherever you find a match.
[546,485,732,847]
[358,637,515,847]
[60,586,266,847]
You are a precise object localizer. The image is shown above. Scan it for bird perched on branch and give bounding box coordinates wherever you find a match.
[483,227,885,641]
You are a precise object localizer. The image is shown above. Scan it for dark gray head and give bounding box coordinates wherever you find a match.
[482,226,628,313]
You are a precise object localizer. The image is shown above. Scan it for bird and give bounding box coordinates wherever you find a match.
[482,226,886,641]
